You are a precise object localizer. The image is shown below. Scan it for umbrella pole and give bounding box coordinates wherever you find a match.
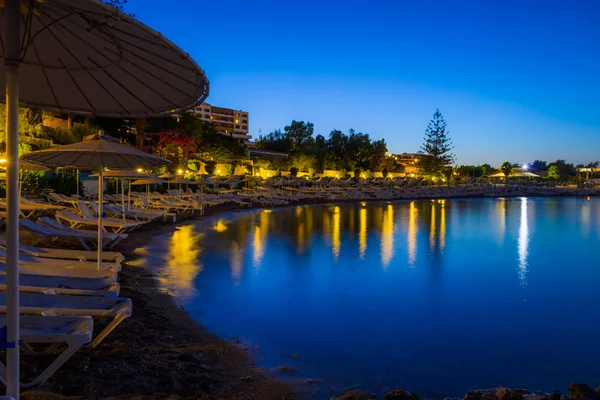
[76,169,80,199]
[128,180,131,211]
[97,165,104,271]
[5,0,21,396]
[121,178,125,216]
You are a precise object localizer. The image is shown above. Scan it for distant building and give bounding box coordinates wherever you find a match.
[392,152,420,165]
[192,102,252,145]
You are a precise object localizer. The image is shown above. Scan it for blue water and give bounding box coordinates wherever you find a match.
[143,197,600,399]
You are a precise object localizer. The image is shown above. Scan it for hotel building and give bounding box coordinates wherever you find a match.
[192,102,252,145]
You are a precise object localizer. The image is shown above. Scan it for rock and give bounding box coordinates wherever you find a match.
[331,390,378,400]
[497,388,508,399]
[569,383,599,400]
[596,387,600,395]
[331,390,377,400]
[542,392,561,400]
[176,353,201,363]
[277,365,296,376]
[383,389,418,400]
[463,394,480,400]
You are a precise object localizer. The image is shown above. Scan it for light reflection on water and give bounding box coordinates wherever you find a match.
[146,197,600,399]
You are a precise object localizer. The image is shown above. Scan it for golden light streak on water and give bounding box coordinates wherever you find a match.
[213,219,228,232]
[408,201,418,267]
[429,202,436,252]
[440,199,446,253]
[332,206,341,260]
[163,225,201,299]
[518,197,529,288]
[381,204,394,268]
[359,206,368,260]
[230,241,244,284]
[252,210,271,268]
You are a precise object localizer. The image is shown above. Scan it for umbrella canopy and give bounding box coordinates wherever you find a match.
[0,158,49,171]
[21,134,169,169]
[158,172,176,179]
[489,171,540,178]
[131,177,165,185]
[90,169,148,179]
[168,176,196,185]
[0,0,209,117]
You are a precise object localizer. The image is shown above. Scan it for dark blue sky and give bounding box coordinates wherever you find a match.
[129,0,599,166]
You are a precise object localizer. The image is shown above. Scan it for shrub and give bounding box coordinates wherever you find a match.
[204,160,217,175]
[290,167,299,177]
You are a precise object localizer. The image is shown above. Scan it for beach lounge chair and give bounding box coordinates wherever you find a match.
[0,293,131,349]
[0,260,117,280]
[0,315,93,388]
[60,206,143,233]
[20,218,127,250]
[0,274,119,298]
[0,236,124,263]
[44,192,80,206]
[0,248,121,273]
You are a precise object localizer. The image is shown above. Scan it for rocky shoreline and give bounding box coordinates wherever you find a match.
[334,384,600,400]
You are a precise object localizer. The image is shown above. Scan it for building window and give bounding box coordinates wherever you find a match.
[235,113,239,117]
[235,125,240,129]
[242,119,248,124]
[241,125,247,129]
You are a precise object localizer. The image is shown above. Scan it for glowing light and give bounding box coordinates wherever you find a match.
[267,173,271,177]
[440,199,446,252]
[332,206,341,260]
[230,241,244,284]
[161,225,201,300]
[359,207,367,259]
[136,168,143,173]
[410,173,415,177]
[518,198,529,288]
[185,170,190,174]
[381,204,394,268]
[213,219,228,232]
[0,159,6,163]
[407,201,417,267]
[361,174,365,178]
[177,169,183,174]
[217,169,221,174]
[256,173,260,177]
[429,203,436,252]
[336,174,339,178]
[522,164,528,170]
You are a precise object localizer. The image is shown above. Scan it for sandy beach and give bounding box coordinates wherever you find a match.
[15,189,600,400]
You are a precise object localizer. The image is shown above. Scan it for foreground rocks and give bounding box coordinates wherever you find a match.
[332,384,600,400]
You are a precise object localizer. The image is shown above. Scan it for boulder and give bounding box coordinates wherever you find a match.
[569,383,599,400]
[383,390,418,400]
[331,390,378,400]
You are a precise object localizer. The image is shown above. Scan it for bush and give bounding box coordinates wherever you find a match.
[290,167,299,177]
[382,167,389,178]
[204,160,217,175]
[354,168,362,179]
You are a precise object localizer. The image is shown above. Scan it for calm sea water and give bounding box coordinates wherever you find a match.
[142,197,600,399]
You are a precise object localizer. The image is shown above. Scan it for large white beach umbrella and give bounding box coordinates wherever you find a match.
[0,0,209,396]
[22,134,170,265]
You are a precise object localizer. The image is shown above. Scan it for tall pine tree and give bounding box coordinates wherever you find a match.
[419,109,455,175]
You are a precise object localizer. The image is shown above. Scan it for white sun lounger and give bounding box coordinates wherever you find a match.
[0,247,121,273]
[0,315,93,388]
[57,209,143,233]
[0,260,117,280]
[33,218,127,249]
[0,237,124,263]
[0,274,119,298]
[0,293,131,349]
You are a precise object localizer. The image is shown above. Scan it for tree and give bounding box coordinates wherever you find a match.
[530,160,548,171]
[547,165,560,180]
[420,109,455,175]
[256,129,291,153]
[284,120,314,152]
[501,161,513,179]
[548,159,576,180]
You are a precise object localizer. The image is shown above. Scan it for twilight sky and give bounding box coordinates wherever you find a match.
[128,0,599,167]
